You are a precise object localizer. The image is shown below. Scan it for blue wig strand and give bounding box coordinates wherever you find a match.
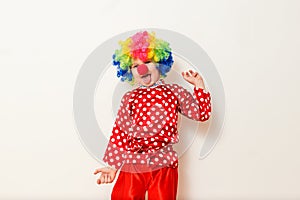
[156,51,174,76]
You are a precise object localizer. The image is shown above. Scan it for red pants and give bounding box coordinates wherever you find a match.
[111,164,178,200]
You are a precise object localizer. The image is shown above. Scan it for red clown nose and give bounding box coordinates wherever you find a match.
[137,64,149,75]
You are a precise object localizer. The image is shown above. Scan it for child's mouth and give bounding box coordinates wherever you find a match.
[141,74,151,85]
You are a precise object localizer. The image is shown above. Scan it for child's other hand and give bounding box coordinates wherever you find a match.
[181,70,205,89]
[94,167,117,185]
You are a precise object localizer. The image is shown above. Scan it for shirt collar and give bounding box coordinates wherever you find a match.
[138,79,165,89]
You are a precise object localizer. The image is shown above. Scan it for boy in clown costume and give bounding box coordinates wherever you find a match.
[94,31,212,200]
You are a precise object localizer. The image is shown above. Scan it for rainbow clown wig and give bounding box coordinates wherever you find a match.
[112,31,174,84]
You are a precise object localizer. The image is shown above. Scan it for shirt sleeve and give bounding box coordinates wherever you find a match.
[169,84,212,121]
[102,91,133,170]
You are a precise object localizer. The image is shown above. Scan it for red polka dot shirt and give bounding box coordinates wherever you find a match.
[103,79,212,170]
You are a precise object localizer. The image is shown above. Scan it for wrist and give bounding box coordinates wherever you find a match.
[104,162,118,172]
[194,79,205,89]
[194,83,205,90]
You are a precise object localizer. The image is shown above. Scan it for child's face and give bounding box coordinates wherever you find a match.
[131,59,161,87]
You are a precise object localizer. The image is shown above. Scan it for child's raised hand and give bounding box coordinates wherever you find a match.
[181,70,205,89]
[94,167,117,185]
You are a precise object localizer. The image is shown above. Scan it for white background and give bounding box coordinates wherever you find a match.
[1,0,300,199]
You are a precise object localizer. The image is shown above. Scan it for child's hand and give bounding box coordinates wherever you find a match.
[94,167,117,185]
[181,70,206,89]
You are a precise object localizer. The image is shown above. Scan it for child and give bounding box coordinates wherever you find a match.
[94,31,212,200]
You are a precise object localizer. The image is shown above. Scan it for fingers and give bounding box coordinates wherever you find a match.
[97,174,106,184]
[94,167,111,175]
[182,70,202,79]
[100,174,105,184]
[94,167,117,185]
[104,173,108,183]
[189,70,199,77]
[182,70,197,77]
[181,71,191,78]
[94,168,104,175]
[97,177,101,185]
[96,174,112,185]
